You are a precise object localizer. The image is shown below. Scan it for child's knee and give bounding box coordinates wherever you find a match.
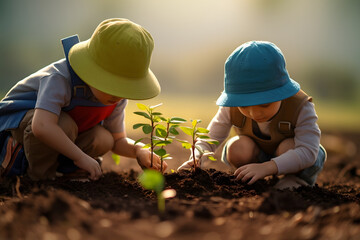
[58,112,78,141]
[276,138,295,156]
[227,135,258,167]
[77,126,114,157]
[91,127,114,152]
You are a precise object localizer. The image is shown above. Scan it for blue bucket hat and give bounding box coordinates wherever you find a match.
[216,41,300,107]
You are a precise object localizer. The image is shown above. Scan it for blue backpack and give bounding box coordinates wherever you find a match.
[0,131,28,178]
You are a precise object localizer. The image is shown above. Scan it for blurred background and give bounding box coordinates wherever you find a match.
[1,0,359,170]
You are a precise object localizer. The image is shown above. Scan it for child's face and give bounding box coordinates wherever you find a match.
[89,86,123,105]
[238,101,281,123]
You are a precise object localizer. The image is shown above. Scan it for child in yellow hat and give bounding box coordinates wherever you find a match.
[0,18,164,181]
[178,41,326,190]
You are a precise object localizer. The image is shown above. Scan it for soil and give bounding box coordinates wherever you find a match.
[1,131,360,240]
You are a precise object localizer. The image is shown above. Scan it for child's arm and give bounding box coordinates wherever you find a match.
[32,109,102,180]
[235,102,321,184]
[178,106,232,170]
[234,160,278,184]
[271,101,321,175]
[111,132,167,172]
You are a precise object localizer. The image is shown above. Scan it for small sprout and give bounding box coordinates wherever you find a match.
[178,119,219,171]
[154,116,186,171]
[112,153,121,165]
[133,103,164,167]
[138,169,164,194]
[138,169,176,213]
[133,103,186,171]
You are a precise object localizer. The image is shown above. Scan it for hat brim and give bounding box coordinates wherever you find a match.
[68,40,161,100]
[216,78,300,107]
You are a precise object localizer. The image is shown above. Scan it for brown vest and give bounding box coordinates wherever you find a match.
[230,90,312,155]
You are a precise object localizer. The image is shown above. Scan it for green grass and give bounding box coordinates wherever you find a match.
[315,100,360,132]
[125,95,360,133]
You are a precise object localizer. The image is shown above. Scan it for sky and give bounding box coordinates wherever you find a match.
[1,0,359,101]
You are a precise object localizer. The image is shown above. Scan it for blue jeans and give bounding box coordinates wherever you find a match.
[221,142,326,186]
[296,145,326,185]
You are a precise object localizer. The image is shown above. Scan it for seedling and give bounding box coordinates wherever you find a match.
[133,103,164,167]
[133,103,186,170]
[154,117,186,171]
[138,169,176,213]
[178,119,219,171]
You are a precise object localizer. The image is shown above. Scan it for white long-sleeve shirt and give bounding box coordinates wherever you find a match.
[197,101,321,175]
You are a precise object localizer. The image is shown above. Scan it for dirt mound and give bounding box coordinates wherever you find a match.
[1,132,360,239]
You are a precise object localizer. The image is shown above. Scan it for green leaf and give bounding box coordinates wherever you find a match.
[191,119,201,128]
[111,153,120,165]
[155,128,167,138]
[162,154,171,159]
[142,125,153,134]
[155,124,166,129]
[138,169,164,194]
[197,127,209,133]
[154,148,166,157]
[153,116,162,122]
[181,142,192,149]
[154,140,172,146]
[169,127,179,135]
[208,155,217,161]
[136,103,149,111]
[197,135,210,139]
[179,126,193,136]
[191,119,198,128]
[142,143,151,149]
[152,112,163,116]
[133,123,147,129]
[134,138,144,145]
[134,111,151,120]
[201,139,219,145]
[170,117,187,123]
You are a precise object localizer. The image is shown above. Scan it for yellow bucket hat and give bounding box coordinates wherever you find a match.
[68,18,160,99]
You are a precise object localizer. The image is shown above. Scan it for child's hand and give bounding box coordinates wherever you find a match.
[177,158,200,171]
[234,160,278,185]
[73,156,102,181]
[136,148,167,172]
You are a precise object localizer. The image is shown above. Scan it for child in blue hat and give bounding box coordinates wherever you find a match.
[179,41,326,189]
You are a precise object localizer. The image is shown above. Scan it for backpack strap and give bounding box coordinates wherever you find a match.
[275,90,312,136]
[61,35,87,98]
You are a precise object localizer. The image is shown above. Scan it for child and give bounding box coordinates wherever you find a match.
[178,41,326,189]
[0,18,166,181]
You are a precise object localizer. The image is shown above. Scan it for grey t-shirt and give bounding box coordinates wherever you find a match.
[4,59,127,133]
[197,102,321,175]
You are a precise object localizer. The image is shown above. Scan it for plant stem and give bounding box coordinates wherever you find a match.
[160,122,170,172]
[192,145,196,171]
[157,193,165,213]
[150,119,154,167]
[192,130,197,171]
[160,157,163,171]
